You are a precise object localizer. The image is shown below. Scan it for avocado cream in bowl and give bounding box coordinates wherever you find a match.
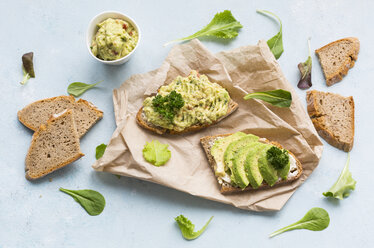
[87,11,140,65]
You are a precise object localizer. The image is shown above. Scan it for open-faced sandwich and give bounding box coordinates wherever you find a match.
[136,70,238,134]
[200,132,303,194]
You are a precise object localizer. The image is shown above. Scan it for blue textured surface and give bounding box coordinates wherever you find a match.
[1,0,373,247]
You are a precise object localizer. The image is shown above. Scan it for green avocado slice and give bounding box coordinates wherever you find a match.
[224,134,259,174]
[232,144,256,189]
[258,146,279,186]
[244,143,269,189]
[211,132,247,177]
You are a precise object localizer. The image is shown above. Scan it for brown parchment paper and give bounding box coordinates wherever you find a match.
[92,39,323,212]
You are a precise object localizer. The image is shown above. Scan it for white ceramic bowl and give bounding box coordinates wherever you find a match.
[86,11,141,65]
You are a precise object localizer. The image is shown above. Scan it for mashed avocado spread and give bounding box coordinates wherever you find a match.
[143,71,230,132]
[91,18,138,61]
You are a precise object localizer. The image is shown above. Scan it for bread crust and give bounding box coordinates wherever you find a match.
[315,37,360,86]
[306,90,354,152]
[200,133,303,194]
[18,95,75,131]
[18,95,103,138]
[25,109,84,180]
[136,99,238,135]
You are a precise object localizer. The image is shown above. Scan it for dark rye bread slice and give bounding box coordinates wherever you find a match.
[315,37,360,86]
[200,134,303,194]
[136,100,238,135]
[306,90,354,152]
[18,95,103,138]
[25,109,84,180]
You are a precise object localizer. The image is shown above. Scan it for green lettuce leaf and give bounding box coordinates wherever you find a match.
[95,143,107,160]
[175,215,213,240]
[142,140,171,166]
[323,153,356,200]
[164,10,242,46]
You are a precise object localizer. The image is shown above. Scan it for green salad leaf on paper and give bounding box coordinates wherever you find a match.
[95,143,107,160]
[67,81,102,97]
[164,10,243,46]
[175,215,214,240]
[142,140,171,166]
[323,153,356,200]
[297,38,313,89]
[269,208,330,238]
[20,52,35,85]
[257,10,283,59]
[59,188,106,216]
[243,89,292,107]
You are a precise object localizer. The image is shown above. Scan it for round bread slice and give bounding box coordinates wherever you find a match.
[200,133,303,194]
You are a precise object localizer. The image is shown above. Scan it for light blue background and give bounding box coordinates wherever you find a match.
[1,0,372,247]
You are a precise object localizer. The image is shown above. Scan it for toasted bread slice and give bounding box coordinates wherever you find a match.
[200,133,303,194]
[18,96,103,138]
[315,37,360,86]
[306,90,354,152]
[136,99,238,135]
[25,109,84,180]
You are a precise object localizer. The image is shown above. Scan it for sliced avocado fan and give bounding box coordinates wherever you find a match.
[244,143,269,189]
[224,134,259,173]
[211,132,247,177]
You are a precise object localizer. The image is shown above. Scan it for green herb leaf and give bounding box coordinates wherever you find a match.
[164,10,242,46]
[270,208,330,238]
[59,188,106,216]
[267,146,289,170]
[22,52,35,78]
[143,140,171,166]
[152,90,184,122]
[323,153,356,200]
[175,215,214,240]
[20,52,35,85]
[298,38,312,89]
[20,67,31,85]
[243,89,292,107]
[257,10,283,59]
[95,143,107,160]
[67,81,102,97]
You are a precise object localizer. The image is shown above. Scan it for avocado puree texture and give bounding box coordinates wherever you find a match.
[142,70,230,132]
[91,18,138,61]
[212,132,293,188]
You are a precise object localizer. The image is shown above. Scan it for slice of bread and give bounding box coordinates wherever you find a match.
[136,100,238,135]
[18,96,103,138]
[306,90,354,152]
[25,109,84,180]
[315,37,360,86]
[200,134,303,194]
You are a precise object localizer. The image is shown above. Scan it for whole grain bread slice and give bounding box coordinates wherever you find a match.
[306,90,354,152]
[137,100,238,135]
[25,109,84,180]
[315,37,360,86]
[200,133,303,194]
[18,96,103,138]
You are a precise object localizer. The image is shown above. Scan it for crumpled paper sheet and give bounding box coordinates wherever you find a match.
[93,39,323,212]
